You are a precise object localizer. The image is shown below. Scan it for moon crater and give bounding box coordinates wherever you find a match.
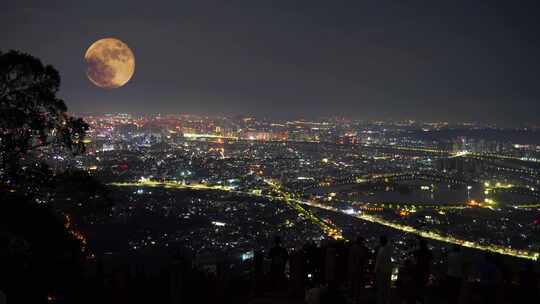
[85,38,135,89]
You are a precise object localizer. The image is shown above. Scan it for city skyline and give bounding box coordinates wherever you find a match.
[71,111,540,129]
[4,1,540,303]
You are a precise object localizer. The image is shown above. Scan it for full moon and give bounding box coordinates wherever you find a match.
[84,38,135,89]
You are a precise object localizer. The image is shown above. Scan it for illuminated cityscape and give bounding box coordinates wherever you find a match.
[4,1,540,302]
[53,113,540,264]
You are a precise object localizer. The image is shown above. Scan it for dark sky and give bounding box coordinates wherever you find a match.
[3,0,540,125]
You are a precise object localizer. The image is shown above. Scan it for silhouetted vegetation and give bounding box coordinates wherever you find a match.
[0,50,88,185]
[0,50,108,303]
[0,192,86,303]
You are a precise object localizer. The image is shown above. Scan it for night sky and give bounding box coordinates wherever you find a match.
[3,0,540,125]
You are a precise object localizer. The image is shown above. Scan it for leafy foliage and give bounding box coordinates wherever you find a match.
[0,50,107,302]
[0,50,88,183]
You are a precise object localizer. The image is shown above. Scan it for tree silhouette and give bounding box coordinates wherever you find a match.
[0,50,103,302]
[0,50,88,185]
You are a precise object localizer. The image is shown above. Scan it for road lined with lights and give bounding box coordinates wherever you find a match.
[363,144,540,165]
[111,179,344,240]
[262,179,344,240]
[110,180,539,261]
[296,200,539,261]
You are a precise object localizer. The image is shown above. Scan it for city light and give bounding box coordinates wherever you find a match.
[112,179,539,261]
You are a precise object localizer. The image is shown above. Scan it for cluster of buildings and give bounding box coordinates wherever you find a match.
[47,113,540,264]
